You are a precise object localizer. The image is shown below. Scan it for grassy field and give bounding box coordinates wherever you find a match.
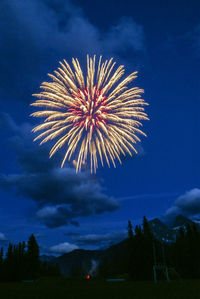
[0,278,200,299]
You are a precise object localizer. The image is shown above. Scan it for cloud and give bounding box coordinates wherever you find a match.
[103,17,145,53]
[0,0,145,100]
[72,230,126,247]
[165,188,200,221]
[0,113,119,228]
[64,231,81,237]
[34,233,45,239]
[0,232,7,242]
[120,191,177,201]
[0,112,18,133]
[0,169,119,228]
[49,241,78,254]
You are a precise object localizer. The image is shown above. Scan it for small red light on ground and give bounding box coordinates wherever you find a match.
[86,274,91,280]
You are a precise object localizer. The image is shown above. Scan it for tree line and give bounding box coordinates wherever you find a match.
[99,217,200,280]
[1,218,200,281]
[0,234,60,281]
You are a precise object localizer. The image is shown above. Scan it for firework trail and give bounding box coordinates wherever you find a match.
[31,55,149,173]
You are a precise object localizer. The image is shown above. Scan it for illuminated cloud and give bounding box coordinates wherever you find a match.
[0,113,119,228]
[72,230,127,247]
[0,0,145,100]
[165,188,200,220]
[49,241,78,254]
[0,232,7,242]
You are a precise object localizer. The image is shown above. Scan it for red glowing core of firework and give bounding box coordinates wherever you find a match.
[71,87,108,131]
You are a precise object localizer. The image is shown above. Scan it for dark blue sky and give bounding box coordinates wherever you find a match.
[0,0,200,255]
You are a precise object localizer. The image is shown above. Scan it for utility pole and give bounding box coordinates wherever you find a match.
[162,244,170,282]
[153,242,170,284]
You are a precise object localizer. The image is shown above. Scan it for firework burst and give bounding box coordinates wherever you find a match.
[30,55,149,173]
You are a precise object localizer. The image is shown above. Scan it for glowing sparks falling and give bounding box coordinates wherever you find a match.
[30,55,149,173]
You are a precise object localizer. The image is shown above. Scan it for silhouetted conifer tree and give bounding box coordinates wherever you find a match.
[0,247,3,264]
[128,220,134,239]
[142,216,153,239]
[27,234,40,279]
[128,217,154,280]
[99,217,200,281]
[134,225,142,237]
[0,235,60,282]
[0,247,3,279]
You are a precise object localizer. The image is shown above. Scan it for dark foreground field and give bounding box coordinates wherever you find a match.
[0,278,200,299]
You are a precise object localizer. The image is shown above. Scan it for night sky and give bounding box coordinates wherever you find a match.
[0,0,200,255]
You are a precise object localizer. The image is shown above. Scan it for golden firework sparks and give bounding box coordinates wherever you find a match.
[30,55,149,173]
